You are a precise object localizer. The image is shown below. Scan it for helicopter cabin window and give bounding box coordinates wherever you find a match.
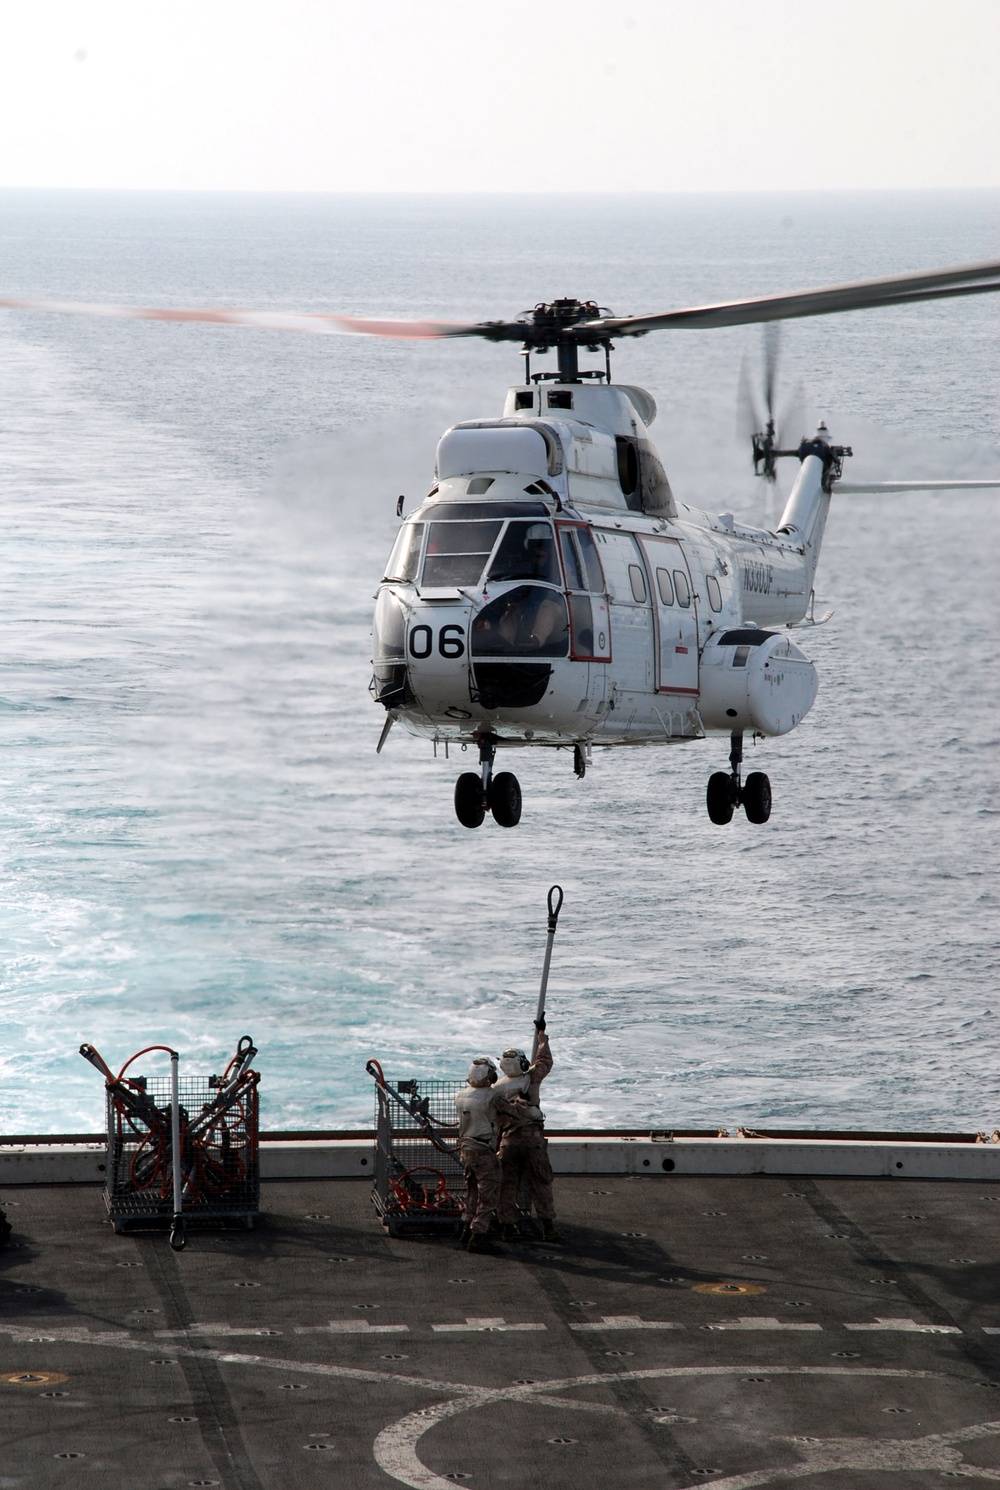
[673,570,691,607]
[706,575,723,612]
[547,390,573,409]
[487,521,561,585]
[383,523,425,584]
[656,567,674,606]
[576,527,606,592]
[421,520,503,587]
[628,563,647,604]
[472,586,569,658]
[514,390,534,410]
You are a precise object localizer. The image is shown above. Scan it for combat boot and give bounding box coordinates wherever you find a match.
[466,1232,504,1256]
[500,1223,518,1243]
[540,1218,560,1243]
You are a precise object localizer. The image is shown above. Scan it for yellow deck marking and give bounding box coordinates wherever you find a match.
[2,1371,69,1386]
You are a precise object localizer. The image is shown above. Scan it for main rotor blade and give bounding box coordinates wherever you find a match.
[582,258,1000,336]
[0,296,486,340]
[4,255,998,348]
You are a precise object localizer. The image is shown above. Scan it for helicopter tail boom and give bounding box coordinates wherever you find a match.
[774,454,831,596]
[833,480,1000,493]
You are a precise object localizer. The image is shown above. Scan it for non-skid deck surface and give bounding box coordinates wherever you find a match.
[1,1175,998,1487]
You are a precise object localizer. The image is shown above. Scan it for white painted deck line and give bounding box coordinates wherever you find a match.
[568,1315,683,1331]
[702,1316,823,1332]
[296,1321,409,1334]
[431,1318,546,1333]
[845,1318,962,1333]
[153,1324,286,1338]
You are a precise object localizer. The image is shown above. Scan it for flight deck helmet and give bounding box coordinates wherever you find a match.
[467,1056,498,1086]
[499,1048,530,1077]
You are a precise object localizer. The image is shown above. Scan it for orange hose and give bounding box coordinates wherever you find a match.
[116,1044,177,1082]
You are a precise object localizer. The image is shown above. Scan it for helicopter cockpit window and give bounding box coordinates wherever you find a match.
[487,521,561,585]
[421,520,503,587]
[383,522,425,583]
[575,528,606,593]
[673,569,691,607]
[472,586,569,658]
[706,575,723,612]
[558,529,586,591]
[420,501,548,522]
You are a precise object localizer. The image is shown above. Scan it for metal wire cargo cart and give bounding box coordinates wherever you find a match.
[366,1060,464,1237]
[80,1036,260,1249]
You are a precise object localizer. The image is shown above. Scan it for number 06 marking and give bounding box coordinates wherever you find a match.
[408,624,465,660]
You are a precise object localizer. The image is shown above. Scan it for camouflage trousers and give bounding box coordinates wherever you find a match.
[498,1125,555,1223]
[459,1142,501,1234]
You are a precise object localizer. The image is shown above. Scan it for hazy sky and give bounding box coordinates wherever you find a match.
[0,0,997,193]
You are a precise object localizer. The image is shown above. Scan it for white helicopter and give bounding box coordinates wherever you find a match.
[3,259,999,829]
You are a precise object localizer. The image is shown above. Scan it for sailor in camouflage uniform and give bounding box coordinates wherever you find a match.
[454,1056,522,1254]
[495,1018,558,1242]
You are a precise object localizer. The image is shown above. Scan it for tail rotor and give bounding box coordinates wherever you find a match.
[737,323,807,482]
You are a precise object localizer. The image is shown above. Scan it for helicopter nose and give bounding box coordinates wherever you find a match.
[400,600,473,715]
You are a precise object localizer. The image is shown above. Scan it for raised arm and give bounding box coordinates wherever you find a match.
[531,1025,553,1083]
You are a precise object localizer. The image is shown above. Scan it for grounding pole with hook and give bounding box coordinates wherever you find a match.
[531,885,564,1062]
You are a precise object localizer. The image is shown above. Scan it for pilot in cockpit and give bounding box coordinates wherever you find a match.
[524,524,555,580]
[494,588,564,653]
[488,522,561,586]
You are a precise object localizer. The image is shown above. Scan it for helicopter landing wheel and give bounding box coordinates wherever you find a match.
[706,772,735,825]
[742,771,772,824]
[489,771,522,828]
[455,772,486,829]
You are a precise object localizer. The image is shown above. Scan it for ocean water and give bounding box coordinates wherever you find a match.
[0,189,997,1135]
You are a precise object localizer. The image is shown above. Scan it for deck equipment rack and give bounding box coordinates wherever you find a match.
[367,1061,464,1237]
[80,1036,260,1246]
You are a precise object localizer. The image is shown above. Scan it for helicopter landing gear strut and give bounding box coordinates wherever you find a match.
[706,733,771,826]
[454,734,522,830]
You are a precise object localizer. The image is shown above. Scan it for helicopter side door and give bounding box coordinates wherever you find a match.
[637,536,699,694]
[556,522,612,662]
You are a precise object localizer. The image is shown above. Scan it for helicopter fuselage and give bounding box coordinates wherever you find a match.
[372,381,829,768]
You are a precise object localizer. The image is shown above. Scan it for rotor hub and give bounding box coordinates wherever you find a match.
[523,299,611,352]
